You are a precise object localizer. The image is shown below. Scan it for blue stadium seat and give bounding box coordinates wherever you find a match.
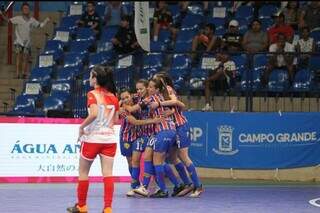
[237,18,249,35]
[89,52,113,68]
[43,40,64,62]
[258,5,278,19]
[188,4,204,16]
[63,52,85,69]
[169,69,189,93]
[143,53,163,70]
[76,27,96,42]
[121,2,133,16]
[150,41,166,52]
[95,4,106,18]
[310,30,320,51]
[174,41,192,52]
[181,14,203,30]
[97,40,114,53]
[176,29,197,43]
[231,54,248,78]
[171,54,192,70]
[56,67,79,81]
[140,67,159,79]
[260,18,273,30]
[12,94,36,113]
[50,81,72,102]
[29,67,52,89]
[158,29,171,43]
[59,16,79,33]
[268,69,290,92]
[69,40,92,55]
[101,26,119,41]
[240,69,262,91]
[253,54,268,73]
[206,17,226,36]
[114,67,135,89]
[293,69,313,92]
[43,96,64,111]
[235,5,254,21]
[308,55,320,72]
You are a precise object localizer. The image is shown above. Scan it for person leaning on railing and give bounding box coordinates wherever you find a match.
[0,2,50,79]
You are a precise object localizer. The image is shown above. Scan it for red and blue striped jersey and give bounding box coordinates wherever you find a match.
[167,86,187,127]
[146,93,176,133]
[119,110,137,142]
[135,95,155,137]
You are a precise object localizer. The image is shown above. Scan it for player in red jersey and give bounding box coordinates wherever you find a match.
[67,66,119,213]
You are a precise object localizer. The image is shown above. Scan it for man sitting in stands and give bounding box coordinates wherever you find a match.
[203,48,236,111]
[261,33,296,86]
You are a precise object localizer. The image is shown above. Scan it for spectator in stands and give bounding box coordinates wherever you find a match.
[152,1,175,42]
[104,1,128,27]
[282,1,300,30]
[203,48,236,111]
[111,15,139,54]
[222,20,243,53]
[191,23,221,61]
[169,1,189,42]
[78,1,101,38]
[268,12,294,44]
[242,19,268,53]
[299,1,320,31]
[261,33,296,86]
[296,26,316,68]
[0,2,50,79]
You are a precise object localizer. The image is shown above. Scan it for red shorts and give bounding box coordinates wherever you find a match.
[80,142,117,161]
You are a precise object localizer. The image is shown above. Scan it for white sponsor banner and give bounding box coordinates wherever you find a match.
[0,123,129,177]
[134,2,150,52]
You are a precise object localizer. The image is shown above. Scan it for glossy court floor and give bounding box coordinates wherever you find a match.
[0,180,319,213]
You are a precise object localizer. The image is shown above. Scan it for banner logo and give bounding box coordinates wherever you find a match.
[213,125,239,155]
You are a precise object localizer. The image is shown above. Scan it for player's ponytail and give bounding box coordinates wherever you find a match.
[91,65,117,96]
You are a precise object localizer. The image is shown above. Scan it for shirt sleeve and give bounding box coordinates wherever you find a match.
[113,97,120,111]
[87,92,97,107]
[9,16,20,24]
[30,17,40,28]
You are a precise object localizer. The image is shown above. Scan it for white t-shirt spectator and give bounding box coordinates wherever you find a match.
[10,16,49,48]
[269,42,296,67]
[297,38,314,53]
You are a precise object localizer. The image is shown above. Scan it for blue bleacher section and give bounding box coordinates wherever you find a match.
[8,1,320,117]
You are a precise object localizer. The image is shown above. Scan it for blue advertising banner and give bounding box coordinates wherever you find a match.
[185,112,320,169]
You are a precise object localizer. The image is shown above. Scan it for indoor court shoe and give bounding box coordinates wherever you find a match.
[171,184,186,197]
[103,207,112,213]
[189,184,204,198]
[66,204,88,213]
[126,189,135,197]
[150,189,169,198]
[177,183,194,197]
[133,185,149,197]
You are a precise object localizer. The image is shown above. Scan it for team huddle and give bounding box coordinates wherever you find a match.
[67,67,203,213]
[119,72,203,198]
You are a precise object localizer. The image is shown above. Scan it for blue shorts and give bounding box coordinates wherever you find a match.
[120,139,133,157]
[132,136,148,152]
[176,123,191,149]
[153,130,176,153]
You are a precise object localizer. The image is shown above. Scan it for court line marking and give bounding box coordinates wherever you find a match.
[309,197,320,207]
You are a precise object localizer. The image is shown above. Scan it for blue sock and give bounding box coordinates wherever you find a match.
[164,163,180,187]
[142,161,154,188]
[175,162,192,185]
[154,164,167,192]
[186,164,201,188]
[131,167,140,189]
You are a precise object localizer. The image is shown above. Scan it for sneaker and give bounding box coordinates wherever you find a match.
[103,207,112,213]
[66,204,88,213]
[171,184,186,197]
[126,189,135,197]
[177,183,194,197]
[189,184,204,198]
[202,103,213,111]
[133,185,149,197]
[150,189,169,198]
